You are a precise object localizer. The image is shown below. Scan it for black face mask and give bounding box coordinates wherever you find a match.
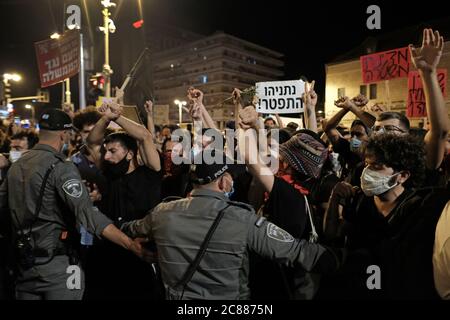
[103,156,130,179]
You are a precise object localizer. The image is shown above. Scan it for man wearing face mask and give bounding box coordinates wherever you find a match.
[0,109,144,300]
[0,129,39,184]
[322,134,450,299]
[83,102,163,300]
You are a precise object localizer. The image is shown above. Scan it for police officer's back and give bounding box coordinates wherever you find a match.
[122,150,343,299]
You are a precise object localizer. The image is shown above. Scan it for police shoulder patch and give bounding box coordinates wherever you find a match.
[266,223,294,242]
[62,179,83,198]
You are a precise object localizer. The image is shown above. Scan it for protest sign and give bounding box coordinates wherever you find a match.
[360,47,410,84]
[406,69,447,117]
[35,30,80,88]
[255,80,304,114]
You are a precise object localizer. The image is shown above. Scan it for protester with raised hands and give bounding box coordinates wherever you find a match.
[83,101,163,300]
[236,104,329,299]
[408,28,449,171]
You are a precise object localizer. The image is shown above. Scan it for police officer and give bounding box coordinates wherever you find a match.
[0,109,143,300]
[121,150,344,300]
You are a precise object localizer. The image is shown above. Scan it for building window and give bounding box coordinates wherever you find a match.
[369,84,377,99]
[200,75,208,84]
[337,88,345,98]
[360,85,367,97]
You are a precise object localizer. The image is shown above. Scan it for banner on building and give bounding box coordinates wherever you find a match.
[360,47,410,84]
[407,69,447,118]
[153,105,170,125]
[35,30,80,88]
[255,80,305,114]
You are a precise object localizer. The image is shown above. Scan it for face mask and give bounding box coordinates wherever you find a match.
[9,150,22,163]
[103,155,130,178]
[360,167,400,197]
[61,143,69,154]
[349,137,362,152]
[224,181,235,198]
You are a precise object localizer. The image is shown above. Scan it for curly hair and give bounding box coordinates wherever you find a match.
[365,134,426,188]
[72,106,102,131]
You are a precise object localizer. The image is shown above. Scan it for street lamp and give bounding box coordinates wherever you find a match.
[3,73,22,82]
[2,73,22,105]
[50,32,61,39]
[25,104,35,121]
[100,0,117,98]
[174,100,187,125]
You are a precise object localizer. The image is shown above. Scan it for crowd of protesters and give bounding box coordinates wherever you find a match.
[0,28,449,300]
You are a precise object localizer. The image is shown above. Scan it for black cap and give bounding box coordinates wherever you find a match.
[39,108,73,131]
[189,149,239,185]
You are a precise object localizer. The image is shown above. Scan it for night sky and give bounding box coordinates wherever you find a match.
[1,0,449,116]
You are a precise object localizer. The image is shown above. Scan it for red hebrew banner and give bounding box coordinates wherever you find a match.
[407,69,447,118]
[360,47,410,84]
[35,30,80,88]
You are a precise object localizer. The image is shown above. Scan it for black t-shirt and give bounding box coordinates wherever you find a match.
[101,165,162,223]
[263,177,309,239]
[320,187,450,299]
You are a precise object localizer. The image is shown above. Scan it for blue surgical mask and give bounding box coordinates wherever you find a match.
[61,143,69,154]
[224,181,235,198]
[350,137,362,152]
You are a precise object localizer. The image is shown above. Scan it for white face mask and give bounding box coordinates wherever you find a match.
[360,167,400,197]
[9,150,23,163]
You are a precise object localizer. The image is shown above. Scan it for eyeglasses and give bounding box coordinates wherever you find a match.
[371,125,407,134]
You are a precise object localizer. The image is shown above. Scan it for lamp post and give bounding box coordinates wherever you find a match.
[25,104,35,122]
[3,73,22,105]
[50,33,72,104]
[100,0,116,98]
[174,99,187,125]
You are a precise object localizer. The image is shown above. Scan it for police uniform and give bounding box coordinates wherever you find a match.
[0,109,112,300]
[121,150,343,299]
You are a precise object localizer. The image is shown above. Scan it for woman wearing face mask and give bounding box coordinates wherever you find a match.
[321,134,450,299]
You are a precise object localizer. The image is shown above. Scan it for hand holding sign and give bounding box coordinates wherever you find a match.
[409,29,444,73]
[303,80,317,109]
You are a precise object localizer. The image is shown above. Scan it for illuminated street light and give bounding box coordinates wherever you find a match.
[174,100,187,125]
[3,73,22,82]
[25,104,36,121]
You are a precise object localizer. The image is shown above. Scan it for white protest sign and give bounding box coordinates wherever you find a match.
[256,80,304,114]
[153,104,170,125]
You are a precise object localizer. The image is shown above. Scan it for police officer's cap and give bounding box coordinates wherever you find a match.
[190,149,239,185]
[39,108,73,131]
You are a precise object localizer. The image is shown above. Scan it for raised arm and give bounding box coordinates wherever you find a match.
[144,100,156,137]
[410,28,449,169]
[188,87,218,130]
[109,102,161,172]
[237,106,275,193]
[303,81,318,133]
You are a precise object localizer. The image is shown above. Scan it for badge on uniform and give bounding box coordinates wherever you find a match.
[62,179,83,198]
[266,223,294,243]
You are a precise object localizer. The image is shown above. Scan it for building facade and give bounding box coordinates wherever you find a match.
[151,31,284,128]
[325,23,450,128]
